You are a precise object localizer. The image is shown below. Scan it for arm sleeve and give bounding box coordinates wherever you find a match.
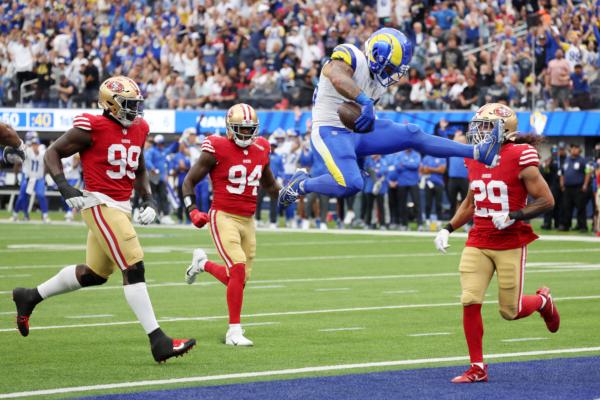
[72,114,92,131]
[200,137,216,154]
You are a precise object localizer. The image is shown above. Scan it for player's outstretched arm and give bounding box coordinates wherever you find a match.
[259,163,282,198]
[182,151,216,228]
[45,127,91,209]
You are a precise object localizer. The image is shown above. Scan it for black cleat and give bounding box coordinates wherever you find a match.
[12,288,42,337]
[151,337,196,363]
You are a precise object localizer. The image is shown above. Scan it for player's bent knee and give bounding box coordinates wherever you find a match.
[461,291,483,306]
[123,261,145,284]
[76,264,108,287]
[499,305,518,321]
[344,175,364,196]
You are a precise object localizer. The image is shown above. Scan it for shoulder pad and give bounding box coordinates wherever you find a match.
[73,114,93,131]
[517,145,540,168]
[331,44,357,71]
[200,137,216,154]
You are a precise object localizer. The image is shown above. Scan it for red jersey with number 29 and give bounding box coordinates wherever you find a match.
[202,135,270,217]
[465,143,540,250]
[74,113,148,201]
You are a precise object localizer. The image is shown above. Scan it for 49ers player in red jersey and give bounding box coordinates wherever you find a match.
[11,76,195,362]
[434,103,559,383]
[182,103,281,346]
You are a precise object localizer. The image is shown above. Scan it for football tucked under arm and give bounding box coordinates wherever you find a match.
[337,101,363,132]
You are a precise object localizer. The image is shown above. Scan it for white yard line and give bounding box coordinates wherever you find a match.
[64,314,114,319]
[0,311,15,315]
[407,332,452,337]
[247,285,286,290]
[383,290,419,294]
[319,327,364,332]
[502,338,548,343]
[1,219,599,242]
[1,346,600,399]
[1,266,600,295]
[0,274,31,278]
[0,294,598,334]
[315,288,350,292]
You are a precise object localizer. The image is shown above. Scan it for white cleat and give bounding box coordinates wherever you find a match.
[225,327,253,346]
[65,211,73,222]
[185,248,208,284]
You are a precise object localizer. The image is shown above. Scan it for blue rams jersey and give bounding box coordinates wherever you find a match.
[393,150,421,186]
[364,156,389,194]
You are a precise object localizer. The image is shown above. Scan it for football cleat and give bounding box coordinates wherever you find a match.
[225,327,254,346]
[151,337,196,363]
[536,287,560,333]
[277,169,308,208]
[451,364,488,383]
[185,248,208,284]
[12,287,42,337]
[473,119,503,167]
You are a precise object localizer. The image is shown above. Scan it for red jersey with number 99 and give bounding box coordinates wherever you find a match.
[201,135,270,217]
[74,113,148,201]
[465,143,540,250]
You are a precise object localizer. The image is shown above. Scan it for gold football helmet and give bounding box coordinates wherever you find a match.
[226,103,259,148]
[98,76,144,127]
[467,103,518,145]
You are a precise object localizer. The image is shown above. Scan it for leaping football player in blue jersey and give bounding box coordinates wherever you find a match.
[278,28,503,207]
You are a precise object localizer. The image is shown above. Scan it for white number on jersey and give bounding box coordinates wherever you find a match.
[107,144,141,180]
[471,179,509,217]
[226,165,263,196]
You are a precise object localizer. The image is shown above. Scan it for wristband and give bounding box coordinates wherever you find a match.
[184,195,197,213]
[355,92,371,106]
[52,173,68,187]
[508,210,525,220]
[443,223,454,233]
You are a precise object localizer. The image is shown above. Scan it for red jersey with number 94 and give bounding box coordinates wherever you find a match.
[74,113,148,201]
[201,135,270,217]
[465,143,540,250]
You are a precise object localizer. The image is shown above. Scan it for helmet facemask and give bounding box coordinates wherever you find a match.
[114,96,144,127]
[467,119,495,145]
[228,122,258,148]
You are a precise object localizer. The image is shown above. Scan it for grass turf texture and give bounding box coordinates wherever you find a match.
[0,222,599,399]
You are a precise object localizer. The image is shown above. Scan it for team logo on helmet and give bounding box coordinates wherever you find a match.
[106,80,124,93]
[494,106,512,118]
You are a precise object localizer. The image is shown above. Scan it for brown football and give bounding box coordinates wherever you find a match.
[337,101,362,131]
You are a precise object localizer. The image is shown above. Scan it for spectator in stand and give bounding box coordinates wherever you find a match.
[57,74,76,108]
[571,64,591,110]
[166,76,190,109]
[441,36,464,70]
[456,75,479,109]
[485,73,509,104]
[420,154,447,230]
[559,144,590,232]
[546,49,572,110]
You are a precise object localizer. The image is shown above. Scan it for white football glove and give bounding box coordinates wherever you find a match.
[66,195,86,209]
[138,206,157,225]
[434,229,450,254]
[491,212,515,230]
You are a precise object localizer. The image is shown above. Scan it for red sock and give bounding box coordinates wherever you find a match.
[226,263,246,324]
[463,304,484,364]
[205,261,229,285]
[515,295,543,319]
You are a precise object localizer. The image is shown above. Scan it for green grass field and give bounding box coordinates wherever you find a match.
[1,221,599,399]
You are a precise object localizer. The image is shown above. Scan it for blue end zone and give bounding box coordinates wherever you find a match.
[84,356,600,400]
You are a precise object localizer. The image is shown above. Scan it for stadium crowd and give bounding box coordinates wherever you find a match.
[3,130,600,235]
[0,0,599,111]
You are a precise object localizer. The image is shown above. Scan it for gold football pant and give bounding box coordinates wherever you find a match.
[459,246,527,320]
[208,209,256,280]
[80,205,143,278]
